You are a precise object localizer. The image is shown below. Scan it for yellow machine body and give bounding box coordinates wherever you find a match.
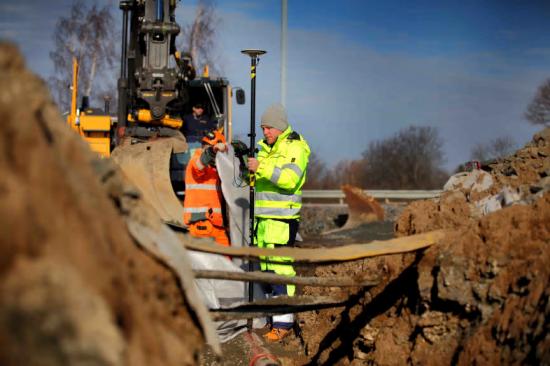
[66,57,112,158]
[79,114,112,157]
[128,109,183,129]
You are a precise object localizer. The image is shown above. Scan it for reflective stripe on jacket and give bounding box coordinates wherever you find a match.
[254,126,310,219]
[183,148,224,226]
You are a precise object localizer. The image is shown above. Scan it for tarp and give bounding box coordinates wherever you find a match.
[187,146,266,343]
[215,146,251,253]
[188,251,249,343]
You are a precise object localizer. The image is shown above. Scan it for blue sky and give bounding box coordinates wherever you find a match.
[1,0,549,170]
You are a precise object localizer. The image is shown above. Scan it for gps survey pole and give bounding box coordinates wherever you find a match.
[241,49,266,330]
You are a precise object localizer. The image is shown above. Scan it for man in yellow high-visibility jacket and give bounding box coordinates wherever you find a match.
[247,103,310,342]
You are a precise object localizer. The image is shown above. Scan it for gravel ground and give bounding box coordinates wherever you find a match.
[300,202,407,239]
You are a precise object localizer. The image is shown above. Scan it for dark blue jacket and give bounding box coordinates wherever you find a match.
[182,113,217,143]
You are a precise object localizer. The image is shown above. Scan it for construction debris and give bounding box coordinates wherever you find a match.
[295,127,550,365]
[2,41,549,366]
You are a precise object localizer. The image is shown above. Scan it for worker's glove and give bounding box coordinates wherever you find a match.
[200,146,216,167]
[231,140,249,157]
[213,142,227,153]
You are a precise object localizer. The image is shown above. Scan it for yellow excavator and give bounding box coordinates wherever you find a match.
[69,0,244,227]
[66,58,112,158]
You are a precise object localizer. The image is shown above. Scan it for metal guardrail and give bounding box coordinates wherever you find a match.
[302,189,442,204]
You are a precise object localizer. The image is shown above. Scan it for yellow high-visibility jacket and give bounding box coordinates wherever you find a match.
[254,126,310,219]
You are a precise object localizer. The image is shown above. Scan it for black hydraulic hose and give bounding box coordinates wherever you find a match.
[117,2,130,131]
[156,0,163,22]
[120,5,128,79]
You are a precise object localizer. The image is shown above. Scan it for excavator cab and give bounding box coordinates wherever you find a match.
[170,78,239,201]
[111,77,243,228]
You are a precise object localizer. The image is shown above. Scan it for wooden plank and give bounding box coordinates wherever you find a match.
[302,189,442,200]
[210,295,347,321]
[194,269,380,287]
[180,230,446,262]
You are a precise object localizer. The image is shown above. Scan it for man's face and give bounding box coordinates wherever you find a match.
[192,106,204,116]
[261,125,283,145]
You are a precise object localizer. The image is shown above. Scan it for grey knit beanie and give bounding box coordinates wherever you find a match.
[260,104,289,131]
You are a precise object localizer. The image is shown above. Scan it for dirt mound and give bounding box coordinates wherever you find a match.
[0,43,203,365]
[295,128,550,365]
[486,127,550,194]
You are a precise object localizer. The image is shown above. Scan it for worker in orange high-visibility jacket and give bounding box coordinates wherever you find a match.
[183,129,230,246]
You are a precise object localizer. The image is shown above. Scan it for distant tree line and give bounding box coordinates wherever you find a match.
[469,136,517,162]
[303,124,528,190]
[304,125,449,190]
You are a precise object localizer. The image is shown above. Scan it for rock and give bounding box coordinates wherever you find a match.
[532,127,550,145]
[443,170,493,193]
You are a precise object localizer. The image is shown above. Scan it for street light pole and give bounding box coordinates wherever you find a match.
[281,0,287,107]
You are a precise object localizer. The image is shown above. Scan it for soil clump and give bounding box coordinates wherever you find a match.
[0,43,204,366]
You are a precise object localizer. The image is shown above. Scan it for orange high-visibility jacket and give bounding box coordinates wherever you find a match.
[183,148,224,227]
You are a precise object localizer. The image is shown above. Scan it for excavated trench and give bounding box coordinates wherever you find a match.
[1,42,549,366]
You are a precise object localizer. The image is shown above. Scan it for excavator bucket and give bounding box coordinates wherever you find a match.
[340,184,385,229]
[111,137,188,227]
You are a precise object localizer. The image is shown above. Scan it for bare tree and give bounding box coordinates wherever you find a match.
[179,0,220,75]
[48,0,117,113]
[470,135,517,162]
[303,152,329,189]
[357,126,448,189]
[525,78,550,126]
[343,159,366,188]
[316,160,357,189]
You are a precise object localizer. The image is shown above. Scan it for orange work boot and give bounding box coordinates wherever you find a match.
[263,327,290,342]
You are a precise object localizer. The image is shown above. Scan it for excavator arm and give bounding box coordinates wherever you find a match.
[117,0,193,140]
